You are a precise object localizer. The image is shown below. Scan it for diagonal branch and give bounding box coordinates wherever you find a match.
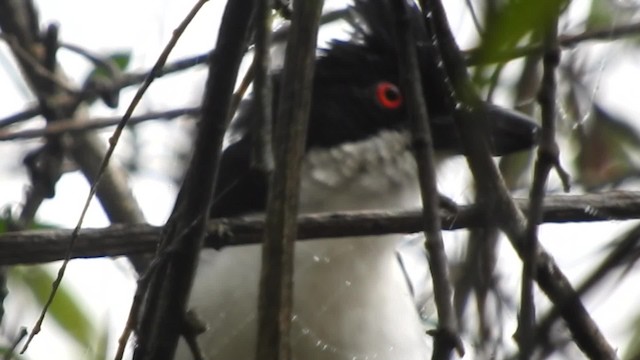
[421,0,617,358]
[131,1,254,359]
[0,0,147,351]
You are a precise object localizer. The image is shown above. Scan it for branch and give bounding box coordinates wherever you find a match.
[465,19,640,65]
[3,16,638,130]
[3,192,640,266]
[131,1,253,359]
[518,5,563,356]
[392,1,461,357]
[0,0,147,351]
[0,107,41,128]
[0,33,77,94]
[255,2,323,359]
[0,107,200,141]
[0,9,349,129]
[535,223,640,357]
[251,0,274,172]
[422,0,617,357]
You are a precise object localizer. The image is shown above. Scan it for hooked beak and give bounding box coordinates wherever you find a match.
[481,103,540,156]
[428,103,539,156]
[429,103,539,156]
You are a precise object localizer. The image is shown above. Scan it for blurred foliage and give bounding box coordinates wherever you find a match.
[587,0,638,31]
[0,210,9,234]
[0,213,59,233]
[8,266,103,359]
[625,315,640,359]
[0,214,106,359]
[467,0,640,357]
[476,0,570,62]
[84,51,132,108]
[0,348,26,360]
[86,52,131,82]
[574,104,640,189]
[587,0,617,30]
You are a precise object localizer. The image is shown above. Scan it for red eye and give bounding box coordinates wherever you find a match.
[375,82,403,109]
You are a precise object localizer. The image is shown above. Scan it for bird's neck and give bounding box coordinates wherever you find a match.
[299,129,420,214]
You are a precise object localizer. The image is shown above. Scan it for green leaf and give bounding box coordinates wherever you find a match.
[624,313,640,359]
[87,52,131,81]
[0,347,27,360]
[9,266,97,352]
[585,0,640,32]
[476,0,569,64]
[84,51,132,108]
[586,0,615,30]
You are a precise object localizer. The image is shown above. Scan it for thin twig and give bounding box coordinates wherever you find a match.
[518,7,562,358]
[534,223,640,358]
[61,43,123,81]
[255,1,323,359]
[0,107,200,141]
[2,2,148,351]
[423,0,617,358]
[0,52,208,128]
[3,15,636,130]
[20,0,210,354]
[0,106,41,128]
[0,4,71,351]
[113,248,172,360]
[465,19,640,65]
[3,327,27,360]
[0,34,77,94]
[392,0,462,358]
[251,0,275,172]
[559,20,640,47]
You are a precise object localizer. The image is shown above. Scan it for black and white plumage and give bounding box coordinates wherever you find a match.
[176,1,538,359]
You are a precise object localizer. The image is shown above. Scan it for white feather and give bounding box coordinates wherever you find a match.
[176,130,433,360]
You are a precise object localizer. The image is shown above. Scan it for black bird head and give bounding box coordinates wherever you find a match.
[212,0,539,218]
[304,0,538,154]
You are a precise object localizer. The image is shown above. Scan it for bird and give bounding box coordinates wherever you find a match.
[175,1,539,359]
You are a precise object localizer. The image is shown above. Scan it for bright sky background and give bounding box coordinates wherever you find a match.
[2,1,640,359]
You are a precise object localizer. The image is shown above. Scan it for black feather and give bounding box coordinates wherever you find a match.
[210,0,538,218]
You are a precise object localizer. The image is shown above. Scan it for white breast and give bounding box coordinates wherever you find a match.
[176,130,432,360]
[300,130,420,212]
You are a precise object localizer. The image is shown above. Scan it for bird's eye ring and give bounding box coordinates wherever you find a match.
[375,82,403,109]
